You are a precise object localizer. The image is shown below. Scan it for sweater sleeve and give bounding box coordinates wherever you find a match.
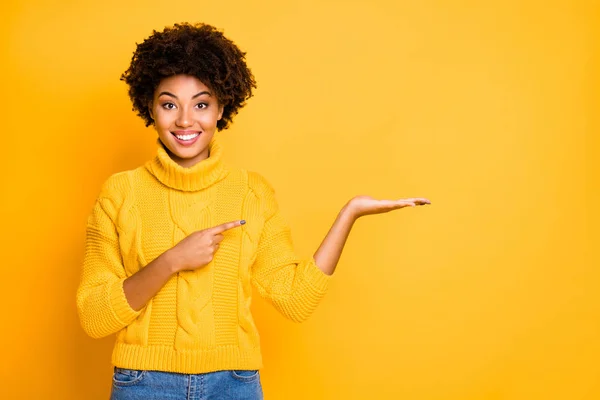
[76,175,141,339]
[249,172,331,323]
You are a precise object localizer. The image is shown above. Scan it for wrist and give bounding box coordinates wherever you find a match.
[340,202,359,222]
[161,249,182,275]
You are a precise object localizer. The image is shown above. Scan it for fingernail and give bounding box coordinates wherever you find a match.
[240,220,246,225]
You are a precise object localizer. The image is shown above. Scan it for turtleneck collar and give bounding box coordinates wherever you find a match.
[145,136,229,192]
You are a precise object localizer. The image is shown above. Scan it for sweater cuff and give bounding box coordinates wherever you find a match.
[304,258,332,294]
[109,278,141,325]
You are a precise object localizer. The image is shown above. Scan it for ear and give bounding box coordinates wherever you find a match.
[148,103,154,120]
[217,104,224,121]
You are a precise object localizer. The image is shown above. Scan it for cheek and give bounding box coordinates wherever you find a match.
[198,111,221,128]
[154,110,174,130]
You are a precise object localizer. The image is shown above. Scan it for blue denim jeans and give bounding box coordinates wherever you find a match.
[109,367,264,400]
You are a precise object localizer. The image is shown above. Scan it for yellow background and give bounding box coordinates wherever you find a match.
[1,0,597,399]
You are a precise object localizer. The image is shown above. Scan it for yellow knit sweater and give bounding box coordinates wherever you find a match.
[76,137,331,374]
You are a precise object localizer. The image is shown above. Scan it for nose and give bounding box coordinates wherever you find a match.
[176,108,193,128]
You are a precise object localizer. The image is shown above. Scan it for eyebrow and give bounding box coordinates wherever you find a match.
[158,91,212,99]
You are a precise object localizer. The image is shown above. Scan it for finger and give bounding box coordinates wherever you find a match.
[208,220,246,235]
[386,199,415,207]
[402,197,431,205]
[377,199,414,209]
[213,234,225,243]
[398,201,416,208]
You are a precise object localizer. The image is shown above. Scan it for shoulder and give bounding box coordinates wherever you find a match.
[246,170,276,198]
[96,170,134,213]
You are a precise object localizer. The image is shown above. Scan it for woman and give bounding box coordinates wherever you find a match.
[76,22,430,400]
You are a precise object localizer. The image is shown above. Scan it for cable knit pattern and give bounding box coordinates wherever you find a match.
[76,136,331,374]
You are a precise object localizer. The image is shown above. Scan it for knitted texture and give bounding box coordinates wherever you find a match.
[76,137,331,374]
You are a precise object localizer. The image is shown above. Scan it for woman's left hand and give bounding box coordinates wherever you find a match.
[345,195,431,219]
[312,195,431,276]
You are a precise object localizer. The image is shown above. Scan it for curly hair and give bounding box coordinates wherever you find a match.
[121,23,256,130]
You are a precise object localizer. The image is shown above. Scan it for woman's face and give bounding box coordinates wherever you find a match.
[150,74,223,168]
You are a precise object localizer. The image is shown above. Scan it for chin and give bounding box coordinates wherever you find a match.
[172,141,210,158]
[174,146,204,158]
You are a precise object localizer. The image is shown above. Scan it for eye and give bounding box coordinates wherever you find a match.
[161,102,176,110]
[195,103,208,109]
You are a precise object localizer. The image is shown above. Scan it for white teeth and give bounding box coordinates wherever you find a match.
[175,133,200,141]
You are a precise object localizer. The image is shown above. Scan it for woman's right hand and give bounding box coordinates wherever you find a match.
[167,220,246,273]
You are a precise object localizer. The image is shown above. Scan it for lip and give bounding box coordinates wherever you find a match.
[171,131,201,146]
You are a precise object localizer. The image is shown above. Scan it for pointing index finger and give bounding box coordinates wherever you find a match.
[209,220,246,235]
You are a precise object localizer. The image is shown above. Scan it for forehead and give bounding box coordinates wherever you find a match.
[155,74,211,95]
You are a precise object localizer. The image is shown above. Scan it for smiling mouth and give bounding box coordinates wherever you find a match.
[172,132,200,141]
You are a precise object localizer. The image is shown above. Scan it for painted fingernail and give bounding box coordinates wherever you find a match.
[240,220,246,225]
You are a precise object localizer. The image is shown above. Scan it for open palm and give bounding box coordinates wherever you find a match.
[348,195,431,218]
